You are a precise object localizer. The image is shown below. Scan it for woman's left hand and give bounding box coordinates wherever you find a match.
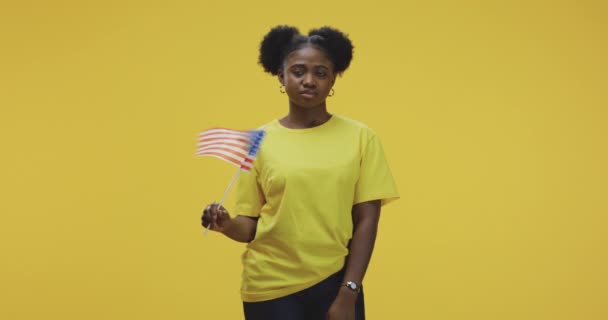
[326,287,357,320]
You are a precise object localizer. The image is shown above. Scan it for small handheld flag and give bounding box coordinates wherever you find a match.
[196,128,265,172]
[196,128,266,235]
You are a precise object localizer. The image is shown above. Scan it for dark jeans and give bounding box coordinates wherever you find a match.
[243,269,365,320]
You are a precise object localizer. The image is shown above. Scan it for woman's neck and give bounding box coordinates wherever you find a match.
[280,102,332,129]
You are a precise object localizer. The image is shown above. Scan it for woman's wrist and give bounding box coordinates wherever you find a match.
[336,286,358,304]
[219,216,234,234]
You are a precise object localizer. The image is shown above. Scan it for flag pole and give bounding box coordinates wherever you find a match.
[204,166,243,236]
[219,166,243,207]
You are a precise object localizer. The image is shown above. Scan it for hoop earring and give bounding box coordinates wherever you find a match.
[279,86,286,94]
[328,88,335,97]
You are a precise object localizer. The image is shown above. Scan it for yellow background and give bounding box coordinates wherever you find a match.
[1,0,606,319]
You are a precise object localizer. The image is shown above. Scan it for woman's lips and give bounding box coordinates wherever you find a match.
[300,90,317,98]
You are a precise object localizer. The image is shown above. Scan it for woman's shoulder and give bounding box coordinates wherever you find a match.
[252,119,279,131]
[332,114,378,137]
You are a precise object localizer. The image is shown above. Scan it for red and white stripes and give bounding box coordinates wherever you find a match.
[196,128,256,171]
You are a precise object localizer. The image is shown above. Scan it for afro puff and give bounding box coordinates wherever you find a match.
[258,25,354,75]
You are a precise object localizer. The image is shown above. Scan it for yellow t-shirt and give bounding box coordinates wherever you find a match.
[233,114,399,302]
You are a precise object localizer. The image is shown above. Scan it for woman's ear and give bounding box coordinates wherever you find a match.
[277,69,284,85]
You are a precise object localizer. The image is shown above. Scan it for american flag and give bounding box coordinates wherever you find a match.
[196,128,265,172]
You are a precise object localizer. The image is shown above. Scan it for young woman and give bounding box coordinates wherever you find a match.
[202,25,399,320]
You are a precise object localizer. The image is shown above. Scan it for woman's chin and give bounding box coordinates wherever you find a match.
[290,98,326,109]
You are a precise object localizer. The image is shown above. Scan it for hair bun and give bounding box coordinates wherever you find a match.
[259,25,300,75]
[308,26,353,73]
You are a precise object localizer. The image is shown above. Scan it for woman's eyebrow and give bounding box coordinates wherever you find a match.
[288,63,330,69]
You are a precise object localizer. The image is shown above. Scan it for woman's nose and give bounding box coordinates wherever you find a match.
[302,73,316,87]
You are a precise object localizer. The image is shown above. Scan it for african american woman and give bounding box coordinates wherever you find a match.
[202,25,399,320]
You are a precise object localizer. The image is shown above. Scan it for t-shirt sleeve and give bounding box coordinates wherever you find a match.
[233,165,265,217]
[354,133,400,206]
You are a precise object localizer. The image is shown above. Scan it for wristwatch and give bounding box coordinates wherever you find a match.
[342,281,361,293]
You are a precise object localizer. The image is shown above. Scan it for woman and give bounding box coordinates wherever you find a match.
[202,25,399,320]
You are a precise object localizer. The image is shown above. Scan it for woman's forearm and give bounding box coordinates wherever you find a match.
[342,200,381,287]
[222,215,258,243]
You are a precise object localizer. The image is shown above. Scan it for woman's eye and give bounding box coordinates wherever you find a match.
[316,71,327,78]
[293,69,304,76]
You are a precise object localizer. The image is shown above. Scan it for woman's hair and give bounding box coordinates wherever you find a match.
[258,25,354,76]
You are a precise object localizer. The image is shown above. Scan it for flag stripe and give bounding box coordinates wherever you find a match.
[196,149,256,165]
[199,131,251,138]
[197,140,249,150]
[198,134,251,144]
[197,146,248,159]
[197,148,244,161]
[197,151,244,167]
[199,128,250,136]
[197,143,248,153]
[196,151,241,164]
[200,131,251,139]
[198,153,252,171]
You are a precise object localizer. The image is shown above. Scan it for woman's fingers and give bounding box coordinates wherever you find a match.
[219,207,229,221]
[201,205,209,227]
[210,202,222,229]
[202,203,216,228]
[201,202,228,231]
[211,202,219,224]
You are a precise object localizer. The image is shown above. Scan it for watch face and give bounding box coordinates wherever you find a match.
[347,281,358,290]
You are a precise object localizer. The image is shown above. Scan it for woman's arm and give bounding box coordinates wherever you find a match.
[343,199,381,286]
[222,215,258,243]
[327,199,381,319]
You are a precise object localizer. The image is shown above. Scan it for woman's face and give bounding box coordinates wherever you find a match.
[278,46,336,108]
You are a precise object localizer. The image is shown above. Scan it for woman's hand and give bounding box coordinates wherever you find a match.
[201,202,231,233]
[326,287,357,320]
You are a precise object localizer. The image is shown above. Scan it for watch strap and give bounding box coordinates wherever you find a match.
[342,281,361,293]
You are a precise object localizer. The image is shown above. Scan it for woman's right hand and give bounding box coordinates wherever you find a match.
[201,202,231,233]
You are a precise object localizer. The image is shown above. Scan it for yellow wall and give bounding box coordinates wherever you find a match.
[1,0,606,319]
